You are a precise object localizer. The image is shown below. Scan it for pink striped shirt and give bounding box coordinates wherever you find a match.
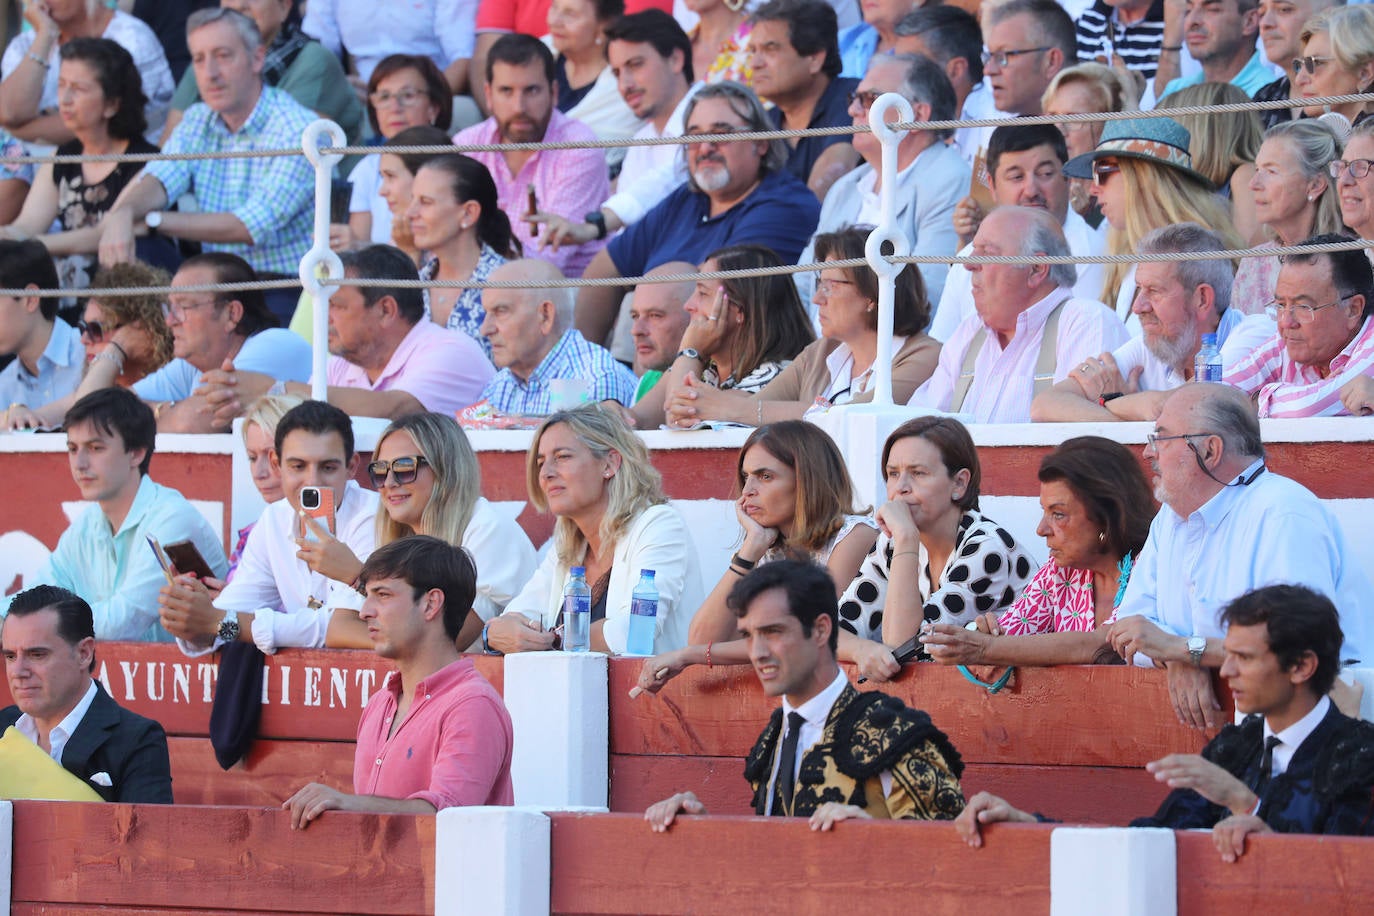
[1223,316,1374,417]
[354,657,514,809]
[452,109,609,278]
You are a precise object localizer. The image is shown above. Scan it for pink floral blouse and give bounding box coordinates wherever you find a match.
[997,561,1114,635]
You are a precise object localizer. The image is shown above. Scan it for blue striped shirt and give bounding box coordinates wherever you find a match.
[481,328,638,415]
[146,86,317,276]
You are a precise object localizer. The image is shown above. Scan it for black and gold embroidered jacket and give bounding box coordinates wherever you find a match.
[742,684,965,819]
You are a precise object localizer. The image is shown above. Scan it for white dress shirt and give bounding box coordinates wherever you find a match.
[601,83,700,227]
[176,481,379,657]
[16,678,97,763]
[910,286,1129,422]
[1264,696,1331,781]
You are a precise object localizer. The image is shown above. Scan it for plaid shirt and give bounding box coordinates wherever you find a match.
[481,328,637,415]
[146,86,317,276]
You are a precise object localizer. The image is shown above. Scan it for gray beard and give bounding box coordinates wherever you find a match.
[693,163,732,193]
[1143,315,1201,376]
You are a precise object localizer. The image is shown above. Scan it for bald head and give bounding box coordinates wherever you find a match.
[481,259,572,379]
[1150,383,1263,515]
[631,262,694,375]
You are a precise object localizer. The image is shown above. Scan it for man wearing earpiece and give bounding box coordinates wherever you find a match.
[1105,383,1372,730]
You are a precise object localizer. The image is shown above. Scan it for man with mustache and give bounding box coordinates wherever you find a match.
[1104,383,1372,730]
[452,33,609,278]
[1158,0,1275,99]
[574,80,820,347]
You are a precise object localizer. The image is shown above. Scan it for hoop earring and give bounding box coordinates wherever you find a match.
[724,0,746,10]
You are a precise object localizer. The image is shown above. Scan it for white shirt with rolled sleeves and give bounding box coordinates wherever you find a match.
[601,83,699,228]
[1108,309,1267,391]
[1114,460,1374,665]
[909,286,1130,423]
[928,209,1106,343]
[501,502,705,655]
[176,481,379,657]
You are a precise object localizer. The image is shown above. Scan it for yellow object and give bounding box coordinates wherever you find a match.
[0,726,102,801]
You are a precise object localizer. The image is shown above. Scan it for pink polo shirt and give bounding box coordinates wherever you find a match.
[325,319,495,417]
[353,657,514,809]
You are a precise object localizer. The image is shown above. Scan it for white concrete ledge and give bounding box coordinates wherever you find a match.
[435,806,549,916]
[504,650,608,809]
[1051,826,1176,916]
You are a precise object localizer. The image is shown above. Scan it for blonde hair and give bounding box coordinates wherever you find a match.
[1159,83,1262,189]
[1102,159,1242,304]
[375,412,481,548]
[1263,119,1347,239]
[240,393,303,447]
[526,404,666,566]
[1304,6,1374,85]
[1041,62,1139,115]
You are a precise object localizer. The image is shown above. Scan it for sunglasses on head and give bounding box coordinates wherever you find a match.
[367,455,429,487]
[76,319,105,341]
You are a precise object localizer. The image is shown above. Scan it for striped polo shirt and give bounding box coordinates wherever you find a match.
[1076,0,1167,80]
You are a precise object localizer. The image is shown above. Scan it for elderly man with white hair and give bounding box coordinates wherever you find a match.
[907,206,1128,422]
[480,259,639,416]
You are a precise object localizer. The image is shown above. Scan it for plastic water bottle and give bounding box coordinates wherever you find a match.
[562,566,590,652]
[1194,333,1223,382]
[626,569,659,656]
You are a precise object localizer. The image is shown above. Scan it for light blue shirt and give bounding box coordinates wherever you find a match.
[1161,50,1275,99]
[1115,460,1373,663]
[132,328,312,403]
[0,318,84,410]
[838,23,880,79]
[6,476,228,642]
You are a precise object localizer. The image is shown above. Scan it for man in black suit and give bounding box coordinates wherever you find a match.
[1,585,172,803]
[956,584,1374,860]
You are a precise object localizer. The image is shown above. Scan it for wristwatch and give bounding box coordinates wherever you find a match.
[145,211,164,233]
[1187,635,1206,666]
[217,611,240,645]
[677,348,702,361]
[584,209,607,240]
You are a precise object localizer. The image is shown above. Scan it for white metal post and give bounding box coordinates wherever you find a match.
[298,119,346,402]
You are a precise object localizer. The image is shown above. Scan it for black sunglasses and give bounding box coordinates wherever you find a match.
[367,455,429,487]
[76,319,105,341]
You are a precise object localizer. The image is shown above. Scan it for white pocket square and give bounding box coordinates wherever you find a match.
[89,772,113,787]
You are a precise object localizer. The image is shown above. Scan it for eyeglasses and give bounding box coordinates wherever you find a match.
[1291,55,1333,75]
[1264,296,1348,323]
[682,124,754,145]
[981,47,1050,68]
[1146,431,1214,450]
[1330,159,1374,180]
[815,276,857,297]
[367,455,430,487]
[1092,161,1121,187]
[162,297,223,322]
[369,88,427,108]
[847,89,884,112]
[76,319,104,341]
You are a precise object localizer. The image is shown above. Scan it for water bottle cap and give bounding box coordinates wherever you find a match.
[571,566,586,576]
[640,569,656,578]
[1201,333,1218,346]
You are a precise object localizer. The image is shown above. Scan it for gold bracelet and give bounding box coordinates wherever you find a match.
[892,550,921,560]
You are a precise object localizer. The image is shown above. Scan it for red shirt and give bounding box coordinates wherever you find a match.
[476,0,672,34]
[353,657,514,809]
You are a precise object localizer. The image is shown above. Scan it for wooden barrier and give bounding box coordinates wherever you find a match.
[548,813,1053,915]
[0,644,1226,820]
[8,800,434,915]
[1175,831,1374,915]
[609,660,1230,824]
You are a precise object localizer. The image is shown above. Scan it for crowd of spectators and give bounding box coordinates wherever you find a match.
[6,0,1374,866]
